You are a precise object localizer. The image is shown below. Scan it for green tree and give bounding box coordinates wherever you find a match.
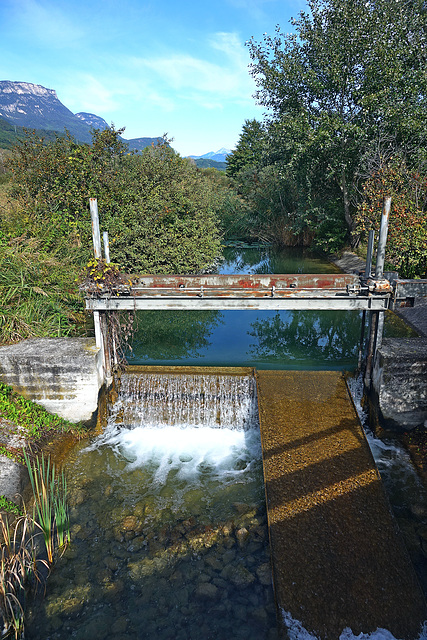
[246,0,427,242]
[104,144,223,273]
[226,119,267,179]
[7,128,223,274]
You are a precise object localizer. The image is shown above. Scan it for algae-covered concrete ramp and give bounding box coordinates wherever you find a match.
[256,370,426,639]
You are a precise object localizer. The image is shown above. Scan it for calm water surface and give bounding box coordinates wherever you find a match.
[128,245,412,370]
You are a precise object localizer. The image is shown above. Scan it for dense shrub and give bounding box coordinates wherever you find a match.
[354,161,427,278]
[6,128,224,273]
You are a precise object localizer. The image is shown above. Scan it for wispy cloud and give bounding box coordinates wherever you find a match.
[8,0,85,47]
[130,32,256,109]
[58,75,119,115]
[226,0,277,22]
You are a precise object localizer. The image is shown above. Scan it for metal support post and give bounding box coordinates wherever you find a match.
[90,198,102,259]
[364,196,391,391]
[357,310,366,373]
[364,230,375,279]
[364,311,378,390]
[89,198,112,382]
[375,197,391,279]
[103,231,111,263]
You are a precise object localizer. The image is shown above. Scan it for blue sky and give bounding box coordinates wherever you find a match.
[0,0,304,156]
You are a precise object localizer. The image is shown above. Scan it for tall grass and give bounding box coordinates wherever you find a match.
[23,451,70,564]
[0,514,47,639]
[0,452,70,638]
[0,236,84,345]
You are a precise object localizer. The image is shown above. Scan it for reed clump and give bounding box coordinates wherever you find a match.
[0,451,70,638]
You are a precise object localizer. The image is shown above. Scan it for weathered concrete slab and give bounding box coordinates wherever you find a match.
[0,338,104,424]
[372,337,427,430]
[394,296,427,338]
[256,370,426,639]
[332,251,366,274]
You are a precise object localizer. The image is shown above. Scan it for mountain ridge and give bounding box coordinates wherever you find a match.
[189,147,231,163]
[0,81,231,158]
[0,81,164,152]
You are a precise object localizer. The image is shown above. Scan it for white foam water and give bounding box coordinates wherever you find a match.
[96,423,262,485]
[282,611,427,640]
[89,371,262,486]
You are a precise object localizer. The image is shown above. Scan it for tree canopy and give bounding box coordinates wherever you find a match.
[6,127,226,274]
[227,0,427,272]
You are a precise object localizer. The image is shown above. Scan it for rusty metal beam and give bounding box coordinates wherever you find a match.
[131,273,359,290]
[84,273,391,312]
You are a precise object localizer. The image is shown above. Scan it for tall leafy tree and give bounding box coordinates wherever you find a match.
[247,0,427,240]
[226,119,267,178]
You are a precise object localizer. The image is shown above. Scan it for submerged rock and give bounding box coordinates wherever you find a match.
[256,562,272,586]
[236,527,250,548]
[194,582,220,600]
[221,564,255,587]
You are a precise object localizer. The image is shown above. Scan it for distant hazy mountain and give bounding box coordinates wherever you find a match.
[0,81,164,152]
[189,148,231,163]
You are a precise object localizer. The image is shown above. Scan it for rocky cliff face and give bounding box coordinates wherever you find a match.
[0,80,165,150]
[0,80,92,141]
[75,111,109,130]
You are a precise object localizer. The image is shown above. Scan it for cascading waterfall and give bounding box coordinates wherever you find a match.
[27,370,279,640]
[111,372,259,429]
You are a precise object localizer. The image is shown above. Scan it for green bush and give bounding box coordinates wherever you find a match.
[7,128,224,274]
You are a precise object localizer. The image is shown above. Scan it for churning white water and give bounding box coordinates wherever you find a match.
[282,611,427,640]
[89,372,262,489]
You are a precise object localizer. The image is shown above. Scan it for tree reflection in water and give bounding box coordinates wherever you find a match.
[248,310,361,365]
[131,310,223,360]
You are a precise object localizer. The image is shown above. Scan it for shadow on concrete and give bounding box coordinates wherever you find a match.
[257,370,427,640]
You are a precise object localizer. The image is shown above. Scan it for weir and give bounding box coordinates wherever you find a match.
[74,201,427,638]
[93,366,426,639]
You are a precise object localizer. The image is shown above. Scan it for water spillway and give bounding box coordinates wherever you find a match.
[256,370,427,639]
[27,367,278,640]
[116,365,259,430]
[27,366,427,639]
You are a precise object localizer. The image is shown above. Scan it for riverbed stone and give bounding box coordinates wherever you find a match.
[236,527,250,548]
[221,563,256,587]
[204,555,222,571]
[194,582,220,600]
[256,562,272,586]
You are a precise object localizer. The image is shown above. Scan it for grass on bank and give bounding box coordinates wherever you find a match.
[0,382,81,444]
[0,382,74,638]
[0,451,70,639]
[0,181,86,346]
[0,236,84,345]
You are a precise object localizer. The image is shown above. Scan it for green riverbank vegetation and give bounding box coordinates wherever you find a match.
[226,0,427,277]
[0,384,75,637]
[0,128,240,345]
[0,450,70,639]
